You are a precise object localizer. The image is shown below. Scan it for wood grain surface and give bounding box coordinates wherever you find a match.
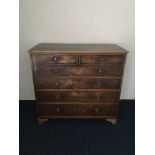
[29,43,128,124]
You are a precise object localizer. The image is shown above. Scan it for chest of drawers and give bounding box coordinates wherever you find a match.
[28,43,128,124]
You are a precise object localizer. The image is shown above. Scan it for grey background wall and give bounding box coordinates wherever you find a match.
[19,0,135,100]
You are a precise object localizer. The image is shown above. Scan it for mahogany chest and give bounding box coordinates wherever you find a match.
[28,43,128,124]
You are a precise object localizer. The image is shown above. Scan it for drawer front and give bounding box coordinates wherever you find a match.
[35,78,77,89]
[35,78,121,89]
[32,54,78,65]
[78,78,121,89]
[35,64,124,77]
[36,91,120,103]
[37,103,117,117]
[80,55,125,64]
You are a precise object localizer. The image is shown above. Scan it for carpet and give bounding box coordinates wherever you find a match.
[19,100,135,155]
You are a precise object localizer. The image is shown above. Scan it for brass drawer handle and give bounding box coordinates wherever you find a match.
[53,56,58,62]
[98,69,103,73]
[95,107,100,113]
[56,107,60,112]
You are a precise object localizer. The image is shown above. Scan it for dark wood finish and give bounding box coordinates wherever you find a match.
[28,43,129,54]
[28,43,128,124]
[35,91,120,103]
[80,55,125,64]
[34,65,124,77]
[37,103,117,117]
[35,77,121,89]
[32,54,78,65]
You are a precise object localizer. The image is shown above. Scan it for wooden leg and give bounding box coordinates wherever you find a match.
[105,119,117,124]
[37,118,49,125]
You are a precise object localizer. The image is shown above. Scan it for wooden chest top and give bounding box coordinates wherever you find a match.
[28,43,128,54]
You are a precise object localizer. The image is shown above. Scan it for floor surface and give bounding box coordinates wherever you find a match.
[19,100,135,155]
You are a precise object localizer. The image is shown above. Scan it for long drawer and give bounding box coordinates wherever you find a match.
[37,103,117,117]
[34,64,124,77]
[36,91,120,103]
[35,77,121,89]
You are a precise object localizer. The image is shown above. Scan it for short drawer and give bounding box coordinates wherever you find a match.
[36,91,120,103]
[35,64,124,77]
[32,54,78,65]
[37,103,117,117]
[80,55,125,64]
[35,77,121,89]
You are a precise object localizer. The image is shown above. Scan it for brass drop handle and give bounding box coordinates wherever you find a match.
[95,107,99,113]
[56,107,60,112]
[53,56,58,62]
[98,69,103,73]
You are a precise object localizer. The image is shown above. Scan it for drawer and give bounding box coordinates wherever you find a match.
[36,91,120,103]
[78,78,121,89]
[80,55,125,64]
[37,103,117,117]
[35,78,77,89]
[35,64,124,77]
[32,54,78,65]
[35,77,121,89]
